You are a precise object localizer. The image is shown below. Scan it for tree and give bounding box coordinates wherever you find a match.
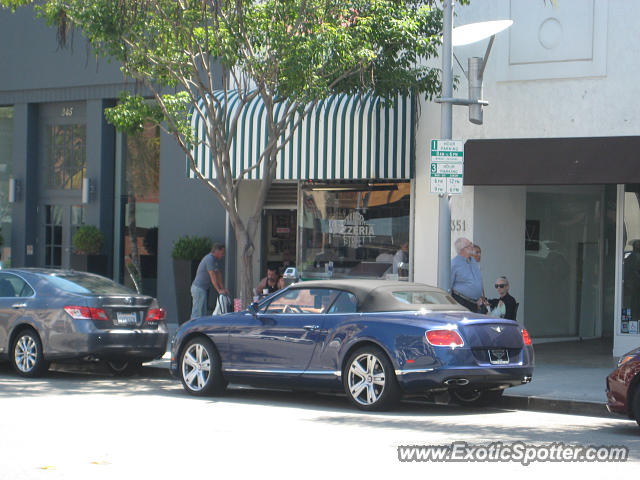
[2,0,449,304]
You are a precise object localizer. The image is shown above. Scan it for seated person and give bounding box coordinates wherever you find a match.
[256,266,285,296]
[479,276,517,320]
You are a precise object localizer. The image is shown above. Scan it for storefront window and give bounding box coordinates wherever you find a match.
[524,185,614,338]
[115,124,160,295]
[0,107,13,267]
[300,182,410,280]
[622,185,640,335]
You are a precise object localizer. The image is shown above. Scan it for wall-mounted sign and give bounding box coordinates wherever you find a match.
[430,139,464,195]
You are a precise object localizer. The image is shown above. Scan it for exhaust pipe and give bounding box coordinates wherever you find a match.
[522,375,532,384]
[444,378,470,386]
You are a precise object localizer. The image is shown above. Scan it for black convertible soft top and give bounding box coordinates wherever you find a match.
[286,279,467,313]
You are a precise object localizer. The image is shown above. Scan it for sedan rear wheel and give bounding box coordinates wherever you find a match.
[343,346,399,411]
[180,337,226,396]
[451,388,504,406]
[11,329,48,377]
[106,360,142,376]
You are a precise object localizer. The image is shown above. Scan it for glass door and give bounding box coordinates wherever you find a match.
[42,205,84,269]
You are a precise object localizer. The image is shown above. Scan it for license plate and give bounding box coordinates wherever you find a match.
[115,312,138,326]
[488,349,509,365]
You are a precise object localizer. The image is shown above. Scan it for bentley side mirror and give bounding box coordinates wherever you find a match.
[248,302,259,315]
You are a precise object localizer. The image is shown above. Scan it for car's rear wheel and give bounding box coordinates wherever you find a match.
[180,337,226,396]
[11,328,48,377]
[343,346,399,411]
[450,388,504,406]
[106,360,142,376]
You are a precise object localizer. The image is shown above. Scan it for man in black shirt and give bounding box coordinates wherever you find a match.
[256,266,285,297]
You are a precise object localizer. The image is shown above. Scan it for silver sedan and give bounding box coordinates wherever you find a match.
[0,268,169,376]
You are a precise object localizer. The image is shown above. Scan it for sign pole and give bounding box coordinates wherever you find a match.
[437,0,454,291]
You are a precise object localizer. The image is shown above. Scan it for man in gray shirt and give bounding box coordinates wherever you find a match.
[191,243,228,318]
[450,237,483,313]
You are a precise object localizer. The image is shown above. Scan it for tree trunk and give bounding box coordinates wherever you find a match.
[236,229,255,309]
[127,192,142,293]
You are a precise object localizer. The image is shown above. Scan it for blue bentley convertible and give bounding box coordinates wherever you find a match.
[170,280,534,411]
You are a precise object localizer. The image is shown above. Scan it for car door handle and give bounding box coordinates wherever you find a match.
[12,303,27,309]
[303,325,320,331]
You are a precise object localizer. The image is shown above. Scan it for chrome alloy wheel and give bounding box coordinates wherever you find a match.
[347,353,387,406]
[181,343,212,392]
[14,334,38,373]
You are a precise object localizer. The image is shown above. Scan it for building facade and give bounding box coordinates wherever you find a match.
[414,0,639,356]
[0,7,228,323]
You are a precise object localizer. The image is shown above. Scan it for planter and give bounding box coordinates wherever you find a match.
[173,258,200,325]
[70,254,109,276]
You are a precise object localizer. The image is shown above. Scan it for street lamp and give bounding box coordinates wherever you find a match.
[435,1,512,291]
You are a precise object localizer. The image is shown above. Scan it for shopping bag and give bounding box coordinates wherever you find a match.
[213,293,232,315]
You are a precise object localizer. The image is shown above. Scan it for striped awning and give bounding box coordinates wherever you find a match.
[189,91,414,180]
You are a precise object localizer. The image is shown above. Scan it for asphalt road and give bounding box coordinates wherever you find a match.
[0,363,638,479]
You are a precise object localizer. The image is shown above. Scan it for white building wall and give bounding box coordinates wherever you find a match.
[414,0,637,354]
[473,186,526,324]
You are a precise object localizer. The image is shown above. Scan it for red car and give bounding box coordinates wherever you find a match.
[606,347,640,426]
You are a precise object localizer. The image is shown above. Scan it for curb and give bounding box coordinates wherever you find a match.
[144,361,613,419]
[501,394,610,418]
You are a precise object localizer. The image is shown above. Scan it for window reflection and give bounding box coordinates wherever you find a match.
[622,186,640,334]
[0,107,13,267]
[118,124,160,295]
[300,182,410,280]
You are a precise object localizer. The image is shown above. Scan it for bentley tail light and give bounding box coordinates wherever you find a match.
[64,306,109,321]
[522,328,532,346]
[426,329,464,347]
[145,308,166,322]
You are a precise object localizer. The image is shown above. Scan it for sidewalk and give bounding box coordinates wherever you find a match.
[146,327,621,417]
[501,339,617,417]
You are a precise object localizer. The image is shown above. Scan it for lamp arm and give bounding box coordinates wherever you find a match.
[480,34,496,77]
[453,52,468,79]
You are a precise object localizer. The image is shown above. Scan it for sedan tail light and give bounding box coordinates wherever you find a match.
[64,306,109,321]
[145,308,166,322]
[522,328,532,346]
[426,329,464,347]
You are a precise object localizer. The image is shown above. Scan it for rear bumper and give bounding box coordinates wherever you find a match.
[85,330,168,360]
[397,365,534,393]
[45,328,168,362]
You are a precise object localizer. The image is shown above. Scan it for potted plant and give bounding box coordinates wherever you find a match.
[71,225,108,275]
[172,235,212,324]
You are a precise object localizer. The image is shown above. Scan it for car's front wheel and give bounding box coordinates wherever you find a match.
[343,346,399,411]
[632,385,640,428]
[179,337,226,396]
[450,388,504,406]
[11,328,48,377]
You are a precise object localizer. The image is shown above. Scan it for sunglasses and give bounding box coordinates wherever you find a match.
[495,284,507,288]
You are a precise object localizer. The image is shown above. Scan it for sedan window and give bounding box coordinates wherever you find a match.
[264,288,338,314]
[41,273,135,295]
[0,274,34,298]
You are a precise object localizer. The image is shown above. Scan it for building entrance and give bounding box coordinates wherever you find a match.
[260,209,297,284]
[524,185,616,339]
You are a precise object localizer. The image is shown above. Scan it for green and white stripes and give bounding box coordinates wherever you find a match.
[189,91,414,180]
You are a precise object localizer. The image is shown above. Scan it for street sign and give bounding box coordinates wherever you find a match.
[430,139,464,195]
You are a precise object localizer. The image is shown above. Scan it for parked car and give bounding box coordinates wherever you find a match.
[170,280,534,410]
[0,268,169,377]
[606,347,640,426]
